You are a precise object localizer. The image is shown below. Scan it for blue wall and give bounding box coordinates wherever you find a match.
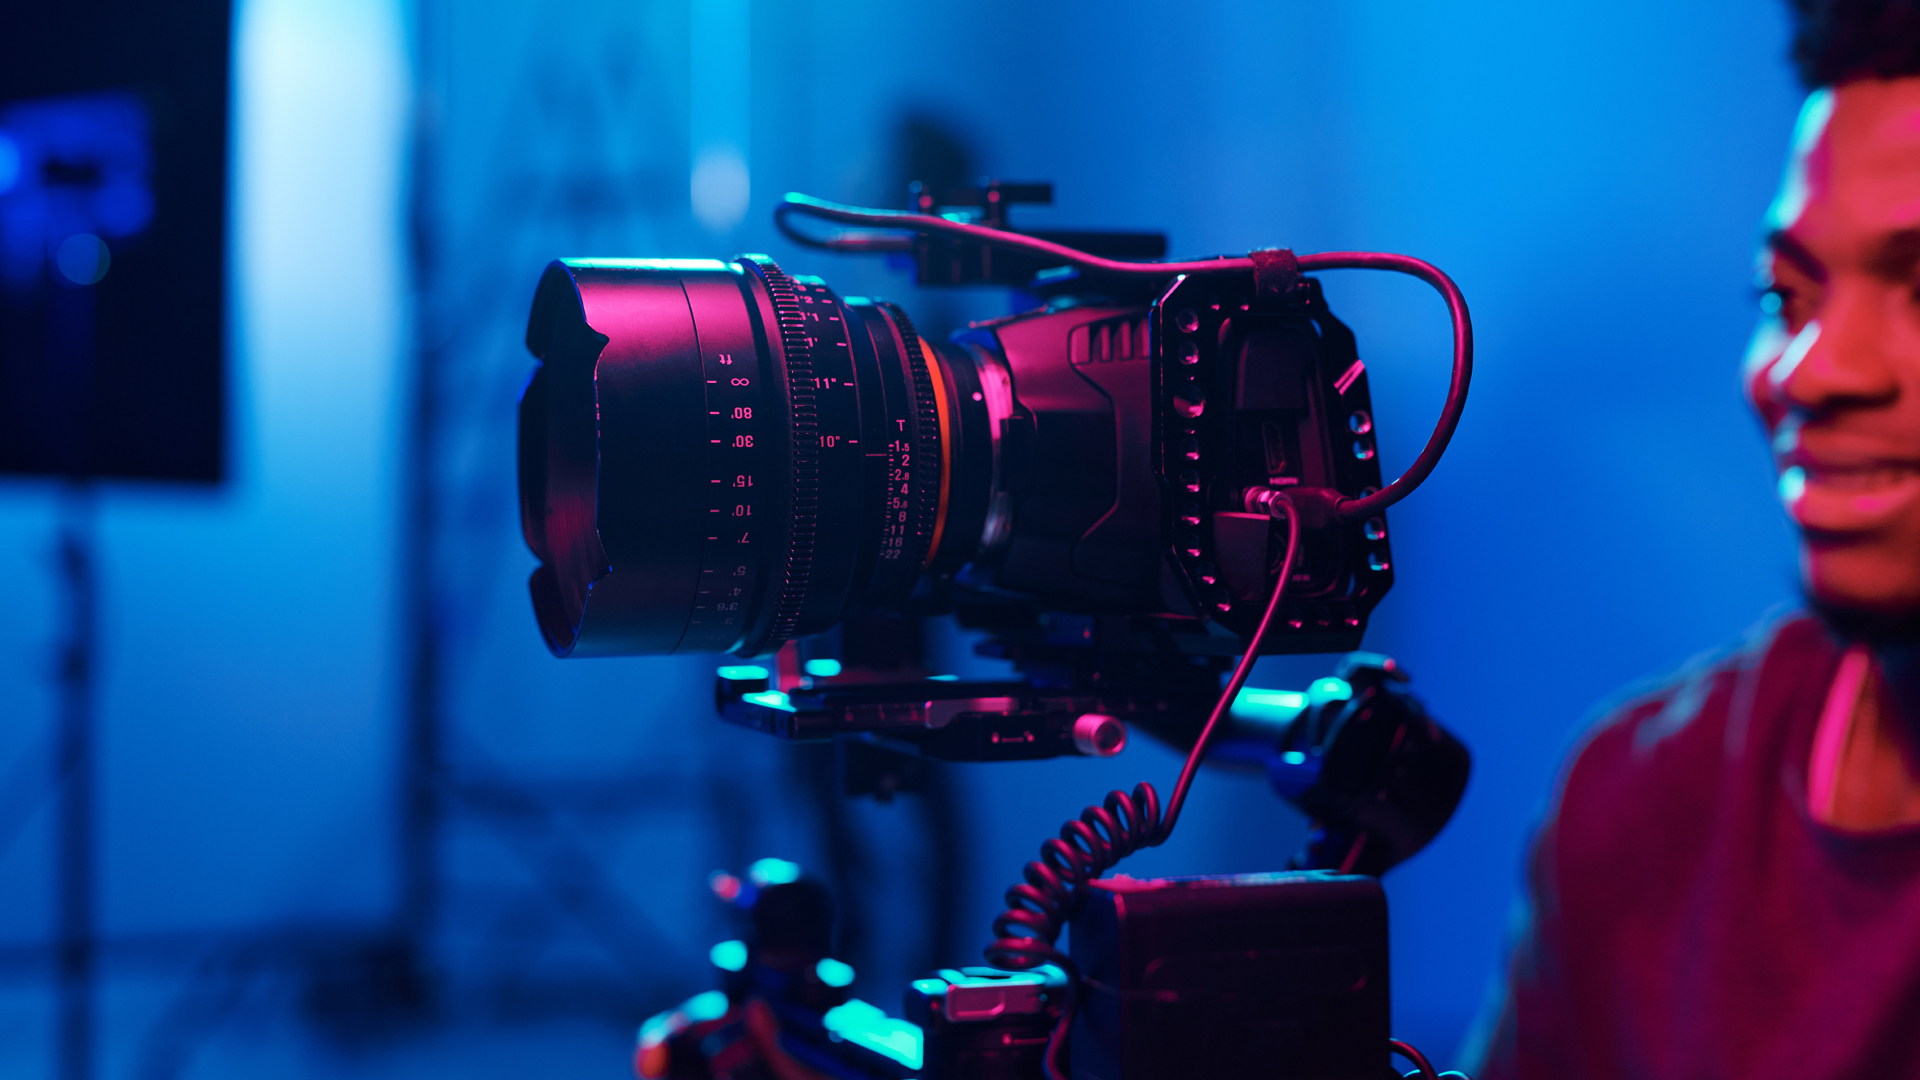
[748,0,1807,1058]
[0,0,1806,1074]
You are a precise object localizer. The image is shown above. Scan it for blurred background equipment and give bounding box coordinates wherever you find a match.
[0,1,230,483]
[0,0,1807,1077]
[0,6,231,1080]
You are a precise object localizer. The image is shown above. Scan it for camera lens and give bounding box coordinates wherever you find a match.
[518,256,963,657]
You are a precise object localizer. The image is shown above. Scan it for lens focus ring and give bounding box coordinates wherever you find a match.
[741,256,819,654]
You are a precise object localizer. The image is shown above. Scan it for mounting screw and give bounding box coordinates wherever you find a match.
[1072,714,1129,757]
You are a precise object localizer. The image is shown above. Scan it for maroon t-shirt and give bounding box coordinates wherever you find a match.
[1469,612,1920,1079]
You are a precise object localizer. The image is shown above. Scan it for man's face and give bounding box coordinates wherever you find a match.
[1748,80,1920,616]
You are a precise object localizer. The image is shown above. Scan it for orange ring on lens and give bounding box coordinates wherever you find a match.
[919,337,953,568]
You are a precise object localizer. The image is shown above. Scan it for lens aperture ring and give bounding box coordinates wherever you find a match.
[742,256,820,654]
[879,302,945,574]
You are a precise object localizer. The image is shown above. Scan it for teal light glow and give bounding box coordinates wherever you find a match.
[911,978,948,996]
[1765,88,1835,233]
[1770,322,1819,389]
[816,957,856,987]
[709,939,748,972]
[927,674,959,682]
[717,664,769,681]
[1282,750,1307,766]
[1232,687,1307,724]
[638,1010,675,1044]
[1779,465,1806,508]
[748,857,802,886]
[684,990,731,1023]
[1308,677,1353,705]
[741,690,793,712]
[823,999,924,1070]
[804,658,843,677]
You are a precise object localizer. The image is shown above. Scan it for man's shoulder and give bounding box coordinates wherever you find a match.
[1579,609,1825,766]
[1550,610,1831,855]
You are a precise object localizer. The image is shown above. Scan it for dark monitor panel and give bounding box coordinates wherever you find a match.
[0,1,231,483]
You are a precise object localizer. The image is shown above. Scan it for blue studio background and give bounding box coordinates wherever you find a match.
[0,0,1803,1076]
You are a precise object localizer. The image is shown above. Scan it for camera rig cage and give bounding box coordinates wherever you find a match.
[705,182,1472,771]
[520,180,1476,1080]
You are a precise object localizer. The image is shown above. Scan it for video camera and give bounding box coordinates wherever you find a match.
[516,182,1475,1079]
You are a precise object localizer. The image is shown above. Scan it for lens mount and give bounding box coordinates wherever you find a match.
[518,256,950,657]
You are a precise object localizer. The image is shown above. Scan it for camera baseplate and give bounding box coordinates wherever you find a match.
[716,671,1214,762]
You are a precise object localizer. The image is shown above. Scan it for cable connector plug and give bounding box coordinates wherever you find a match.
[1245,485,1349,528]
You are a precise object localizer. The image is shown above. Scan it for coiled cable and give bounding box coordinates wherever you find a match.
[984,496,1301,1080]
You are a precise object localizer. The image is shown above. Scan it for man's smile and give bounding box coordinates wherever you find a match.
[1778,448,1920,534]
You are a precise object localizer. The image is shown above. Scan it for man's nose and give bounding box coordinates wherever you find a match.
[1777,282,1902,415]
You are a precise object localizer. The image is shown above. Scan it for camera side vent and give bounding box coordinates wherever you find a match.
[1070,316,1151,365]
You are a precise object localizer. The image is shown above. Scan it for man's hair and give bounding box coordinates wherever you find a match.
[1792,0,1920,87]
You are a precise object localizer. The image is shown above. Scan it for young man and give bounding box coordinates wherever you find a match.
[1468,4,1920,1077]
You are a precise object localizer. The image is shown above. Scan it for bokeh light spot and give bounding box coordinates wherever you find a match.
[684,990,730,1022]
[747,857,801,886]
[55,233,110,285]
[709,939,748,972]
[690,145,749,233]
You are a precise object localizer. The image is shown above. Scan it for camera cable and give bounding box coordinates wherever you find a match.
[776,192,1472,525]
[1391,1036,1471,1080]
[982,494,1300,1080]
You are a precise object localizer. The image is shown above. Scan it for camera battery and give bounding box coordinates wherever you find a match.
[1068,871,1389,1080]
[905,967,1064,1080]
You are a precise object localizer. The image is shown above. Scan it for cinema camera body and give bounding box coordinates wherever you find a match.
[516,183,1474,1080]
[520,181,1425,758]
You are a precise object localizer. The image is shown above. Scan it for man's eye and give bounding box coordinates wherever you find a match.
[1762,285,1818,331]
